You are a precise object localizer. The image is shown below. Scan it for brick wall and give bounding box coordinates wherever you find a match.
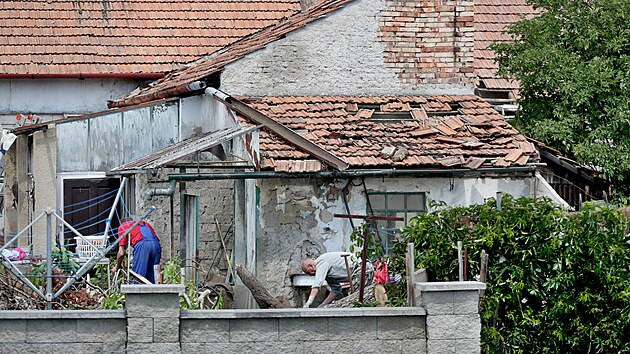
[379,0,475,85]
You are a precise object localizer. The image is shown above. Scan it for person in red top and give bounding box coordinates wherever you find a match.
[112,219,162,283]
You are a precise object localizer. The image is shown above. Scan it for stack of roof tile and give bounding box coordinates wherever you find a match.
[237,95,539,172]
[0,0,300,76]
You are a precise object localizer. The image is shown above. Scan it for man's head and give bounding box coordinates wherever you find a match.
[301,258,316,275]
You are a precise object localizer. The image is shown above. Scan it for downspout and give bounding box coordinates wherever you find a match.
[144,180,177,200]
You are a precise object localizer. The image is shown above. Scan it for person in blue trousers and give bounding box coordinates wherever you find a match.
[112,219,162,283]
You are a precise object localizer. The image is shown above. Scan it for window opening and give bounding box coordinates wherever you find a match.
[367,192,426,254]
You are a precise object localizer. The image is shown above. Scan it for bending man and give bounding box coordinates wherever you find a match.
[112,219,162,284]
[301,251,352,308]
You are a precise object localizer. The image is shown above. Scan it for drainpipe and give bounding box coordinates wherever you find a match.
[144,180,177,200]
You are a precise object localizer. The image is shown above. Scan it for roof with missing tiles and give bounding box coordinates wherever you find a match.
[236,95,539,172]
[0,0,300,76]
[475,0,538,90]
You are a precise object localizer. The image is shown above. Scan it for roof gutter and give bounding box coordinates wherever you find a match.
[205,87,349,171]
[108,81,206,108]
[0,73,165,80]
[167,167,537,181]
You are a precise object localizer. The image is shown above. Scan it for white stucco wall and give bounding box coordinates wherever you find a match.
[0,78,141,127]
[220,0,473,96]
[255,174,538,301]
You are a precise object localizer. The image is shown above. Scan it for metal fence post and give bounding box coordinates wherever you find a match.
[45,208,53,309]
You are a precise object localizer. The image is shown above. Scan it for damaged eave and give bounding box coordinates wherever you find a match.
[205,87,349,171]
[110,125,262,174]
[167,166,537,180]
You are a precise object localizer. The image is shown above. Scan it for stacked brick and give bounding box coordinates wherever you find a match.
[379,0,475,86]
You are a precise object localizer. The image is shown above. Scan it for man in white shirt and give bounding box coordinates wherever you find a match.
[301,251,352,308]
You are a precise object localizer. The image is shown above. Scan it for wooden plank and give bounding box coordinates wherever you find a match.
[406,243,415,306]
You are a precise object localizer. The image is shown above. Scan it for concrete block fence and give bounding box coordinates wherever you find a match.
[0,282,484,353]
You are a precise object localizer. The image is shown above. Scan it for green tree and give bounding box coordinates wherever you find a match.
[493,0,630,194]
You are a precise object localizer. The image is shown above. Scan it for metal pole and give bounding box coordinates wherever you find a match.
[46,209,53,309]
[358,226,369,302]
[0,212,46,253]
[103,177,127,239]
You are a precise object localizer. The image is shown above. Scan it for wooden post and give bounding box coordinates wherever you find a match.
[457,241,463,281]
[154,264,162,284]
[358,227,369,302]
[479,250,489,297]
[406,242,415,306]
[341,254,354,293]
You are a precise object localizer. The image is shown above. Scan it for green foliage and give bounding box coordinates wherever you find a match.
[392,196,630,353]
[492,0,630,194]
[349,223,386,262]
[100,290,125,310]
[160,258,200,309]
[51,247,80,273]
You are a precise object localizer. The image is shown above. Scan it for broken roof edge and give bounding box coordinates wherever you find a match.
[206,87,349,171]
[12,97,179,135]
[167,166,538,180]
[108,0,355,109]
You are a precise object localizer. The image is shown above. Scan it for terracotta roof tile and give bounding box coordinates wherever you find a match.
[235,95,539,170]
[110,0,355,107]
[1,0,301,76]
[475,0,538,89]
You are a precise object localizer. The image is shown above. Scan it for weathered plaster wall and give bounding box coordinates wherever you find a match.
[2,135,29,246]
[256,174,536,300]
[31,128,57,255]
[135,171,235,280]
[0,78,140,128]
[220,0,473,97]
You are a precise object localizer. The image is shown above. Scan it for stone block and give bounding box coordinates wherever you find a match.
[0,320,26,342]
[181,342,206,354]
[229,318,279,342]
[0,343,53,353]
[26,319,76,343]
[454,339,480,353]
[377,316,425,339]
[180,319,229,343]
[452,291,479,314]
[127,318,153,343]
[154,317,180,343]
[76,319,126,344]
[426,315,480,340]
[50,343,103,354]
[279,317,328,341]
[101,342,126,354]
[402,339,428,354]
[418,291,454,315]
[327,317,377,341]
[304,340,401,354]
[206,342,303,353]
[427,339,456,354]
[126,343,181,354]
[125,293,180,318]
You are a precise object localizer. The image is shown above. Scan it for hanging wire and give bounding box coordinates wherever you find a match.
[63,188,119,210]
[63,190,118,216]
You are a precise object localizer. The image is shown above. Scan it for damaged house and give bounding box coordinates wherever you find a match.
[4,0,567,306]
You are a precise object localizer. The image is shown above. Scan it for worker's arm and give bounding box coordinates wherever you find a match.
[303,287,319,308]
[319,291,339,307]
[112,245,126,273]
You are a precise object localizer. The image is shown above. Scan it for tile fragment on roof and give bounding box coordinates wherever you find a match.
[465,157,486,169]
[504,149,524,162]
[437,156,465,167]
[435,124,457,136]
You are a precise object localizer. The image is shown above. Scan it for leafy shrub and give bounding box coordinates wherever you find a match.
[391,196,630,353]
